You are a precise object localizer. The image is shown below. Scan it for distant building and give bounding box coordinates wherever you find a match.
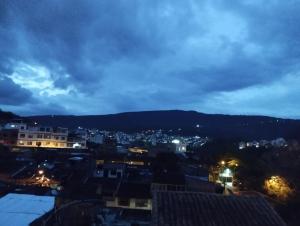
[89,133,104,144]
[171,139,187,153]
[0,122,87,149]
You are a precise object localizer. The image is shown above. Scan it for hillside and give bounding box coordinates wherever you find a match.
[0,109,19,122]
[27,110,300,140]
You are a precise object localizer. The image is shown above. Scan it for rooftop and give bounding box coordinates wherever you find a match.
[0,193,55,226]
[152,191,286,226]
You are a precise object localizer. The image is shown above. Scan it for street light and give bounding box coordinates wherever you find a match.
[38,170,44,175]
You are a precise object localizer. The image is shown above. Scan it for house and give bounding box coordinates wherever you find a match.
[106,182,152,210]
[93,163,126,179]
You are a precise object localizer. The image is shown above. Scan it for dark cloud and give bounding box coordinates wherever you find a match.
[0,76,32,105]
[0,0,300,117]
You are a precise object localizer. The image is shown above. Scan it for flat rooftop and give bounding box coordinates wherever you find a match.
[0,193,55,226]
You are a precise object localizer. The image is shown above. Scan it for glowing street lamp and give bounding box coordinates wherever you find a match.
[38,170,44,175]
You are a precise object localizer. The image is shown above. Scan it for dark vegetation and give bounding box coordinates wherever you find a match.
[29,110,300,140]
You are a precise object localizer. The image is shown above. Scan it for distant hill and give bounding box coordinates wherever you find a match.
[0,109,19,122]
[27,110,300,140]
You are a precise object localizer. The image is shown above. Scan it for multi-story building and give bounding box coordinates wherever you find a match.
[0,123,87,149]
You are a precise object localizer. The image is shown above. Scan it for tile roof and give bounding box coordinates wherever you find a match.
[152,191,286,226]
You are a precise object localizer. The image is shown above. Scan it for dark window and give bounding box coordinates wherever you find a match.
[20,133,25,138]
[118,198,130,206]
[37,134,43,139]
[28,135,33,138]
[135,199,148,208]
[61,136,66,140]
[110,169,117,175]
[44,134,51,139]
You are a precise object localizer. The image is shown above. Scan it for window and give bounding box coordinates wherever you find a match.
[61,136,66,140]
[28,134,33,139]
[118,198,130,206]
[37,134,43,139]
[60,143,65,147]
[20,133,25,138]
[55,136,59,140]
[20,126,25,130]
[44,134,51,139]
[27,141,32,145]
[19,141,24,145]
[45,141,51,145]
[135,199,148,208]
[36,142,41,147]
[110,169,117,175]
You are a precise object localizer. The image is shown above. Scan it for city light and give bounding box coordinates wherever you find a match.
[220,168,232,178]
[172,139,180,144]
[38,170,44,175]
[264,176,294,200]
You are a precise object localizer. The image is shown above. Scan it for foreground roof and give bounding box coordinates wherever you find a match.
[152,191,286,226]
[0,193,55,226]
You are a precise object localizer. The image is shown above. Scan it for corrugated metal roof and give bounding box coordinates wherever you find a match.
[0,193,55,226]
[152,191,286,226]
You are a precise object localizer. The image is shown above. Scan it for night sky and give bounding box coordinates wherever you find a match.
[0,0,300,118]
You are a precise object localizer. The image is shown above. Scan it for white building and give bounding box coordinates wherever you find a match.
[171,139,187,153]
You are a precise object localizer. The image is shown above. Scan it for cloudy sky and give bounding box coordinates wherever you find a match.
[0,0,300,118]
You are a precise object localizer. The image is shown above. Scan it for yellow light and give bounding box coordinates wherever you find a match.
[38,170,44,175]
[264,176,294,201]
[221,161,225,165]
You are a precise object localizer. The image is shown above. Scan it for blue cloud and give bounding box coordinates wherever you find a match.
[0,0,300,117]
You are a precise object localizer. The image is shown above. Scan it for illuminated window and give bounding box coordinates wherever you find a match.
[27,141,32,145]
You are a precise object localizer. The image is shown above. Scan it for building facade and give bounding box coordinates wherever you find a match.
[0,123,87,149]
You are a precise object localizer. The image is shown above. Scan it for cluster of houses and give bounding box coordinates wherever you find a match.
[239,138,288,150]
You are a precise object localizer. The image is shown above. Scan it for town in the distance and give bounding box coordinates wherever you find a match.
[0,109,299,226]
